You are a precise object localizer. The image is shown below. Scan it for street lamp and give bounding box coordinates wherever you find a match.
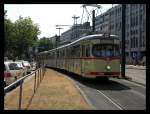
[56,27,63,37]
[72,15,80,38]
[56,27,63,47]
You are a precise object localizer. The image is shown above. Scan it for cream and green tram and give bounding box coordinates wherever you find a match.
[38,34,120,79]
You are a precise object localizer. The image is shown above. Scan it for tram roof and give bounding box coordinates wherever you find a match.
[39,34,119,54]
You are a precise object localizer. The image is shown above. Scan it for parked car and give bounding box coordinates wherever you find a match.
[30,61,37,71]
[15,61,27,76]
[16,60,32,74]
[4,61,23,86]
[23,61,32,74]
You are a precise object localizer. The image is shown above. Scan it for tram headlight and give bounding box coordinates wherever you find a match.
[106,65,111,71]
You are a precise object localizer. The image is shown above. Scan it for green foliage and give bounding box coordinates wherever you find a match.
[4,15,41,59]
[37,37,53,52]
[4,18,16,58]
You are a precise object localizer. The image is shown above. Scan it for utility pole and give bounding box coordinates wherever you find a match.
[121,4,126,78]
[81,4,102,34]
[72,15,80,38]
[56,27,63,37]
[56,27,63,47]
[92,10,95,33]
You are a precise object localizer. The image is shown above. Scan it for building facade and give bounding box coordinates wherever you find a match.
[95,4,146,64]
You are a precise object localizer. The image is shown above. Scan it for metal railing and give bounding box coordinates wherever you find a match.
[4,66,46,110]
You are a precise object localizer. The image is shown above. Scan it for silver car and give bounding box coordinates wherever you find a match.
[15,62,27,76]
[4,61,23,86]
[16,60,32,74]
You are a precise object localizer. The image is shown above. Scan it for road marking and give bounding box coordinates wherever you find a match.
[96,90,123,110]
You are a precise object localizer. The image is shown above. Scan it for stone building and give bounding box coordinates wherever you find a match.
[95,4,146,64]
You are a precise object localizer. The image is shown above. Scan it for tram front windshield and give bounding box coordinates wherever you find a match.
[92,44,120,57]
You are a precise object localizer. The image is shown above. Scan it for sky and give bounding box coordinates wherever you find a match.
[4,4,118,39]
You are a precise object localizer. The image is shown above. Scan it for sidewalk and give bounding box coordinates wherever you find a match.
[4,69,91,110]
[125,65,146,86]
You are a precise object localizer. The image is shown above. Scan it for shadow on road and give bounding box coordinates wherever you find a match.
[47,67,131,91]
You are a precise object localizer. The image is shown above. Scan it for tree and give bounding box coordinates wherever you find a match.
[38,37,53,52]
[4,18,16,58]
[4,15,41,59]
[13,16,41,59]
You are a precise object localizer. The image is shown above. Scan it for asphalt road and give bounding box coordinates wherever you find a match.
[54,69,146,110]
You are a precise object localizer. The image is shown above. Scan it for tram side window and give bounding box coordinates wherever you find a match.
[61,49,65,59]
[85,44,90,57]
[62,50,64,59]
[64,48,66,58]
[70,47,75,58]
[45,54,47,60]
[59,50,61,59]
[55,52,57,59]
[82,45,85,57]
[73,45,80,58]
[65,48,67,58]
[57,51,59,59]
[67,48,71,58]
[61,50,64,59]
[50,53,52,59]
[76,45,80,57]
[47,53,50,60]
[52,52,54,59]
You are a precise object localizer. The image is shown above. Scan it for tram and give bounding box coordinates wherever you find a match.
[37,34,120,79]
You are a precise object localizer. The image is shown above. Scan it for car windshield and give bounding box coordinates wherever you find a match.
[17,63,22,68]
[9,63,19,70]
[92,44,120,57]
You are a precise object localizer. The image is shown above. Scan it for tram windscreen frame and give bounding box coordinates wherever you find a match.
[92,44,120,57]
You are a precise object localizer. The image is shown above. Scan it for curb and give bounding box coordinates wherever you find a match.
[125,65,146,70]
[126,67,145,70]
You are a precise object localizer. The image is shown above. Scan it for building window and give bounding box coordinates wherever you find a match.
[136,37,138,48]
[132,38,134,48]
[131,38,133,48]
[133,37,135,48]
[136,15,138,26]
[143,37,146,47]
[140,36,142,47]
